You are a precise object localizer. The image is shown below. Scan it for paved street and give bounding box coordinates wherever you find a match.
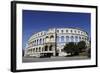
[22,56,90,63]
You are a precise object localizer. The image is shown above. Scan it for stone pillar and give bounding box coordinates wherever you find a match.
[53,45,56,56]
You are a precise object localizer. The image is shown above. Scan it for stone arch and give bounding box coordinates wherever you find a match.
[50,35,54,38]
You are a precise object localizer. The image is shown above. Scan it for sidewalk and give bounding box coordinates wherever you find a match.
[22,56,90,63]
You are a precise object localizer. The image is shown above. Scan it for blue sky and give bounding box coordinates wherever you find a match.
[22,10,91,49]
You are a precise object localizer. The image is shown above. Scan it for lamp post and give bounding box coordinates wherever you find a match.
[55,28,58,56]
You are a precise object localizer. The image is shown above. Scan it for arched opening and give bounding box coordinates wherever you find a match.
[82,37,84,40]
[42,47,44,51]
[66,36,69,42]
[71,36,74,42]
[43,38,44,44]
[45,45,48,51]
[35,40,36,45]
[36,48,38,52]
[50,35,54,38]
[79,36,81,41]
[45,36,49,42]
[49,45,53,51]
[40,38,42,44]
[61,36,64,42]
[37,39,38,45]
[75,36,78,42]
[50,35,54,41]
[57,36,59,43]
[39,47,41,52]
[33,48,35,52]
[46,36,49,38]
[85,37,87,41]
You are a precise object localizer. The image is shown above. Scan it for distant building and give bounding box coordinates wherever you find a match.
[24,28,89,57]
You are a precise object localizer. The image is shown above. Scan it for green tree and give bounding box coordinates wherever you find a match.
[73,44,80,55]
[77,41,86,52]
[63,42,79,56]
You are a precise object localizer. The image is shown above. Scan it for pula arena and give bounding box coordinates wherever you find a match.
[24,28,89,57]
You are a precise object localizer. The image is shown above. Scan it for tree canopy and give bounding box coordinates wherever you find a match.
[63,41,86,56]
[77,41,86,52]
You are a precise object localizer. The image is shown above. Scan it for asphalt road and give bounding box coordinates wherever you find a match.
[22,56,90,63]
